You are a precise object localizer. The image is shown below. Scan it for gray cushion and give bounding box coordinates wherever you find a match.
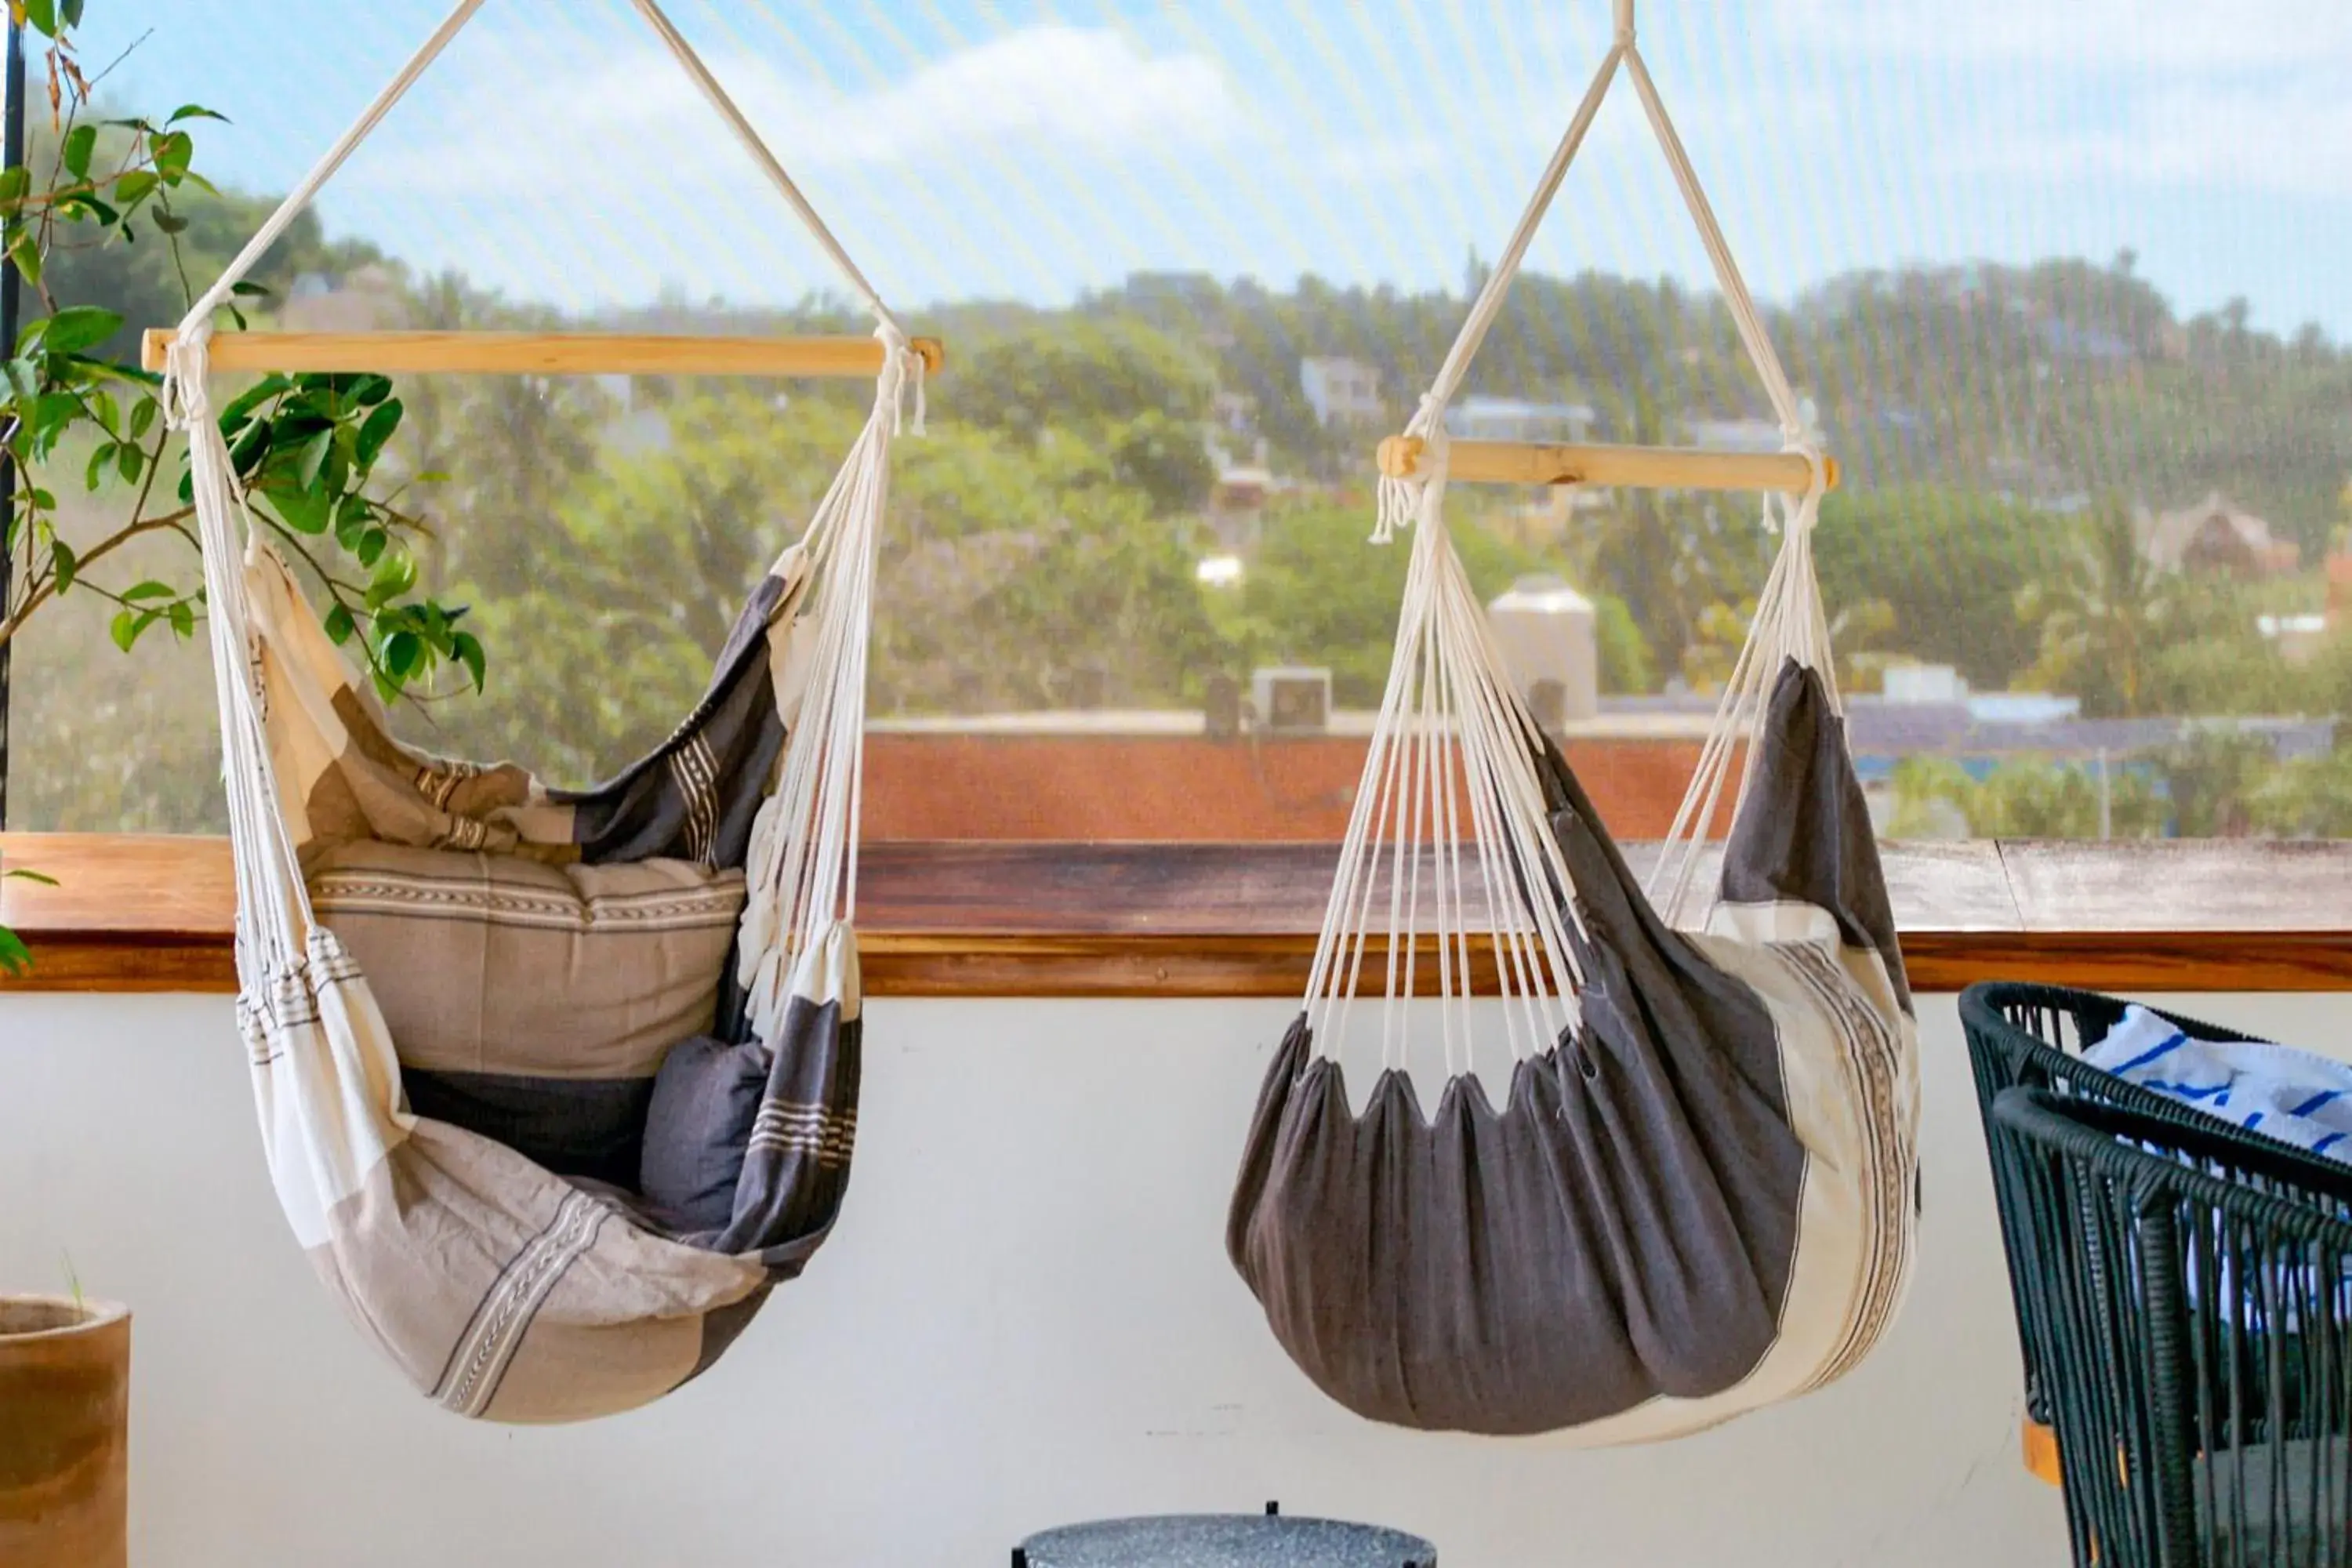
[641,1036,771,1232]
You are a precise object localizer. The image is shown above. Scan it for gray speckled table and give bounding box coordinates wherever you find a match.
[1015,1513,1436,1566]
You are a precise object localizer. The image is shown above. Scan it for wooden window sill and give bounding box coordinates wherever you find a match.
[3,832,2350,996]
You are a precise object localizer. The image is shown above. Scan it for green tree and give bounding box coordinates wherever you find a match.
[1567,383,1759,670]
[1884,757,1975,839]
[1680,591,1893,695]
[1813,485,2060,691]
[1221,499,1653,704]
[1891,753,2164,839]
[391,270,609,601]
[2160,727,2278,837]
[428,385,1229,779]
[2018,493,2181,717]
[2147,628,2305,717]
[957,318,1214,442]
[2251,745,2352,838]
[1592,590,1655,695]
[880,414,1220,712]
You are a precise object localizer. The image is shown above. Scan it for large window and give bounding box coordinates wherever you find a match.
[10,1,2352,844]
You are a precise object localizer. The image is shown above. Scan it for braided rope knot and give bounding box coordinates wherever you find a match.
[872,321,927,437]
[159,321,215,430]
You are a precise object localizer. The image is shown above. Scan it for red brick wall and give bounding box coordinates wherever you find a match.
[860,735,1738,841]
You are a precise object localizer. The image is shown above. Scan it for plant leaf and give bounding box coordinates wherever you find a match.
[28,391,78,448]
[167,600,194,638]
[383,630,420,681]
[152,211,188,235]
[49,538,74,594]
[225,419,270,475]
[366,548,417,605]
[263,483,331,535]
[4,869,59,886]
[356,398,402,470]
[452,630,486,693]
[9,229,41,292]
[20,0,56,38]
[322,602,354,645]
[229,280,270,299]
[216,372,290,430]
[294,426,332,491]
[165,103,226,125]
[0,927,31,978]
[151,131,194,182]
[40,305,120,355]
[60,0,83,26]
[83,440,114,491]
[108,608,137,652]
[61,124,95,180]
[129,396,157,439]
[120,579,173,601]
[117,441,143,483]
[112,169,157,205]
[56,191,117,226]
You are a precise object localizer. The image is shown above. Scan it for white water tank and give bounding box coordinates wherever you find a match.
[1486,575,1599,730]
[1882,663,1969,705]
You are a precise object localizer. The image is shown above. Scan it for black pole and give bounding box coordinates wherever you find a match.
[0,19,24,829]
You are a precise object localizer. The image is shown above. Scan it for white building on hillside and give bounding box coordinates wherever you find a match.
[1299,356,1383,427]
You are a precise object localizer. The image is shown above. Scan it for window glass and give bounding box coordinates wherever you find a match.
[12,1,2351,842]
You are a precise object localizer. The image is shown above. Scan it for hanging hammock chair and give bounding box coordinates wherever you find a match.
[1226,2,1921,1444]
[159,0,930,1423]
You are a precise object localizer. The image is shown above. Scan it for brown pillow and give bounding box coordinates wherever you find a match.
[307,840,747,1080]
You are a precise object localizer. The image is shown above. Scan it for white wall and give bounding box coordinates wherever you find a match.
[10,990,2338,1566]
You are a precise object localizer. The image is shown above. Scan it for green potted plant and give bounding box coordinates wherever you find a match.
[0,1,481,962]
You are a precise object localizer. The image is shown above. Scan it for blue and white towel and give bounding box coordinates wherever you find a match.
[2085,1006,2352,1164]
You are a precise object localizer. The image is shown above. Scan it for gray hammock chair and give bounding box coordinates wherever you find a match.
[161,0,920,1422]
[1226,7,1922,1443]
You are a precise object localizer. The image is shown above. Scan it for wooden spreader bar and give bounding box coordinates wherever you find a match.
[142,329,946,380]
[1377,434,1838,494]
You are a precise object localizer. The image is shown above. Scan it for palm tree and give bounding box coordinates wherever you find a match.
[2016,492,2179,717]
[1576,383,1762,681]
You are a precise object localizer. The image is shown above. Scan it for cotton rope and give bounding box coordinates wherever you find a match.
[1315,0,1842,1069]
[159,0,920,1018]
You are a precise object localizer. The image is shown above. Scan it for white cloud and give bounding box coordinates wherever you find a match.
[1941,82,2352,199]
[1761,0,2352,199]
[348,24,1243,200]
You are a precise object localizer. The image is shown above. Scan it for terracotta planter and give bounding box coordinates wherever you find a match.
[0,1296,130,1568]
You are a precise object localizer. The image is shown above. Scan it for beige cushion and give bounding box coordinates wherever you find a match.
[307,840,747,1080]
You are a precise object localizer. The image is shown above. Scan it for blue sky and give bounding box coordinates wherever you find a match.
[31,0,2352,337]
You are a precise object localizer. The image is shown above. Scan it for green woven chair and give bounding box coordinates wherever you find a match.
[1960,982,2307,1429]
[1993,1086,2352,1566]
